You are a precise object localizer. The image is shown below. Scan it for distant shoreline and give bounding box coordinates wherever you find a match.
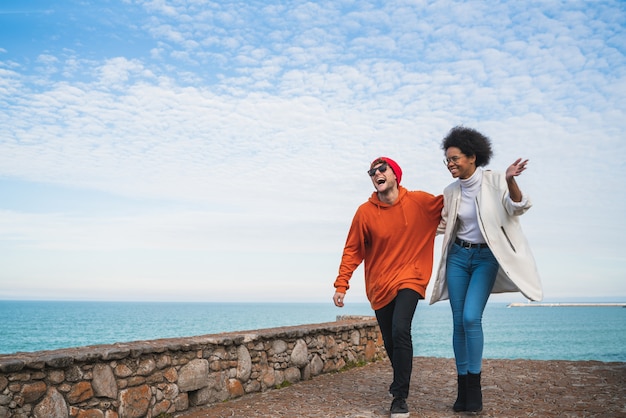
[508,302,626,307]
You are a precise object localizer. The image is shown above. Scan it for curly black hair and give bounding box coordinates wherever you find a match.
[441,126,493,167]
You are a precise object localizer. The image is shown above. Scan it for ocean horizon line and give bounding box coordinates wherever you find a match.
[2,297,625,304]
[508,302,626,307]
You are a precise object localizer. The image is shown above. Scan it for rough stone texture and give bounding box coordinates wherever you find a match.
[118,384,150,418]
[151,399,170,417]
[283,366,301,384]
[227,379,244,398]
[92,364,117,399]
[364,340,377,362]
[76,409,105,418]
[0,317,384,417]
[176,357,626,418]
[350,330,360,346]
[20,381,47,404]
[178,359,209,392]
[67,381,94,404]
[33,387,68,418]
[235,346,251,382]
[290,339,308,368]
[310,354,324,376]
[136,359,156,377]
[270,340,287,355]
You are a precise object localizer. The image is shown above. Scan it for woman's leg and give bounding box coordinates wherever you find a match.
[446,244,472,374]
[446,244,499,412]
[464,247,499,374]
[463,247,499,413]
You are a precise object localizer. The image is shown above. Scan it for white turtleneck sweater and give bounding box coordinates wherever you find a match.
[456,168,486,244]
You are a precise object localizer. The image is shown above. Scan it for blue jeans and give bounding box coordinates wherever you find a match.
[375,288,420,399]
[446,242,499,374]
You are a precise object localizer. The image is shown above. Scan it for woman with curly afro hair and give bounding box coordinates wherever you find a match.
[430,126,543,413]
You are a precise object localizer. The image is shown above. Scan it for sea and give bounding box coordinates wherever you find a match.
[1,301,624,362]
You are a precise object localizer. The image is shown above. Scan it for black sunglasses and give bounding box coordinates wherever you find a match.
[368,162,388,177]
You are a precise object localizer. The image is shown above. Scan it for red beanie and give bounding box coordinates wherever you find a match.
[371,156,402,185]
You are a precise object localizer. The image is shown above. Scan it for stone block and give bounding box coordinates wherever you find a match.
[260,364,275,388]
[163,367,177,383]
[235,345,252,381]
[48,370,65,385]
[67,381,94,404]
[271,340,288,355]
[290,339,308,368]
[151,399,170,416]
[114,364,132,378]
[350,330,360,346]
[33,388,68,418]
[244,379,260,393]
[20,381,47,404]
[104,410,119,418]
[227,379,244,398]
[310,354,324,376]
[187,386,208,407]
[158,383,179,400]
[118,384,150,418]
[0,359,25,373]
[76,408,105,418]
[173,392,188,411]
[365,340,377,361]
[177,359,209,392]
[92,364,117,399]
[284,367,301,383]
[136,359,155,376]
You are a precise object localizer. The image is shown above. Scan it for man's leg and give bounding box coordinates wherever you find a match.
[375,298,396,363]
[388,288,420,399]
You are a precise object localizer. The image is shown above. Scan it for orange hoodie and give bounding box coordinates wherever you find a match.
[334,186,443,310]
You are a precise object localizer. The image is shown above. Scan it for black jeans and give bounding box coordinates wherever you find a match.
[375,288,420,399]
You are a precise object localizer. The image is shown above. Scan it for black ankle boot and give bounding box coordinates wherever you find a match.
[466,372,483,413]
[453,374,467,412]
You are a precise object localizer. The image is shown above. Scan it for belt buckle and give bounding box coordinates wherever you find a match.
[461,240,471,249]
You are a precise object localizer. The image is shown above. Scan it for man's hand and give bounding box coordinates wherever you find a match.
[333,291,345,307]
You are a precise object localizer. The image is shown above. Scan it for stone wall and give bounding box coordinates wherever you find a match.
[0,316,384,418]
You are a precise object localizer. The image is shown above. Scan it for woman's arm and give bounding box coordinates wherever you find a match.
[505,158,528,203]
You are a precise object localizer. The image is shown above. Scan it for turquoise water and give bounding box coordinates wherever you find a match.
[1,301,624,362]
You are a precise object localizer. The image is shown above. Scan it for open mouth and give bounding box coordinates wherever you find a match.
[376,178,386,185]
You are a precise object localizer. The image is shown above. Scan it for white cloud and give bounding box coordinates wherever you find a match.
[0,0,624,302]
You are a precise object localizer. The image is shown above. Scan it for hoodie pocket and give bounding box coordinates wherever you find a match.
[500,226,516,252]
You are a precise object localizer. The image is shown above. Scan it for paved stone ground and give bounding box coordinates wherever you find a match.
[175,357,626,418]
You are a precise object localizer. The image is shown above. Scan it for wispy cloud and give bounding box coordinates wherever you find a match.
[0,0,624,301]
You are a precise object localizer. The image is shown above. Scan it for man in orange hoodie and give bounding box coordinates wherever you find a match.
[333,157,443,418]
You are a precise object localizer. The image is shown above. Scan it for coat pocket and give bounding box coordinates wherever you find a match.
[500,226,516,252]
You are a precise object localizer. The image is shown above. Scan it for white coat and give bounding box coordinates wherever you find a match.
[429,170,543,304]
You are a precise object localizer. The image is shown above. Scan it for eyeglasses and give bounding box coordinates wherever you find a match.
[443,155,463,165]
[368,162,388,176]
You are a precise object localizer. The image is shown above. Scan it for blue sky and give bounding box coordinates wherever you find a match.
[0,0,624,303]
